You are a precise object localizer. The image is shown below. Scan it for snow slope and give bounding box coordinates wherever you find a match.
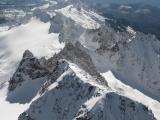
[102,71,160,120]
[0,83,29,120]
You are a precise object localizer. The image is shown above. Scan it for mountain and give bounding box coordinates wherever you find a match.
[9,49,156,120]
[0,0,160,120]
[53,4,160,101]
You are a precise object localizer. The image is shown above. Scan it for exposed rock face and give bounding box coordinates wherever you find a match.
[8,50,49,91]
[51,43,108,87]
[18,112,34,120]
[39,59,70,94]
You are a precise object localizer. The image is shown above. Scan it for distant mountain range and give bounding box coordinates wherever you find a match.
[83,0,160,8]
[82,1,160,40]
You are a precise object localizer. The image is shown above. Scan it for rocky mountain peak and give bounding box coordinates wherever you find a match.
[23,50,34,59]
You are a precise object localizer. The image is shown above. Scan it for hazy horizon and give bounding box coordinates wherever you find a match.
[84,0,160,7]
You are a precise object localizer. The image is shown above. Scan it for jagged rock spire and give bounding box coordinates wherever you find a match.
[23,50,34,59]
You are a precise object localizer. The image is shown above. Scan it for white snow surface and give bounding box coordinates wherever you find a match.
[127,26,136,35]
[0,76,46,120]
[101,71,160,120]
[0,83,30,120]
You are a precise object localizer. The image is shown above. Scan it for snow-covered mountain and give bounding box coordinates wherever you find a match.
[0,0,160,120]
[8,50,156,120]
